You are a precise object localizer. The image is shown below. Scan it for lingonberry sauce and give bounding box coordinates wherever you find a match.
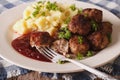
[11,33,50,62]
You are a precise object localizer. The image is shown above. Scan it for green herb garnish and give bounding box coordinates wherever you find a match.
[107,33,112,43]
[32,10,39,17]
[32,5,41,17]
[58,27,71,40]
[91,20,98,31]
[76,53,84,60]
[41,12,45,16]
[57,59,65,64]
[25,16,31,20]
[46,1,59,11]
[37,1,42,4]
[87,51,93,57]
[78,8,83,14]
[64,17,71,24]
[78,36,83,44]
[70,4,76,11]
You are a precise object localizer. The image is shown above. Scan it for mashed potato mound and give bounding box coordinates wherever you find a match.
[13,1,79,35]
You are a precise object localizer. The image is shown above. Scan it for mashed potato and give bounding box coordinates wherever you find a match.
[13,1,80,35]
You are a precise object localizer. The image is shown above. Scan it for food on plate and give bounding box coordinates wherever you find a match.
[88,31,110,51]
[11,1,113,62]
[82,8,102,22]
[68,14,91,35]
[51,39,69,56]
[30,31,53,48]
[69,35,89,55]
[11,33,50,62]
[100,22,112,35]
[13,1,79,35]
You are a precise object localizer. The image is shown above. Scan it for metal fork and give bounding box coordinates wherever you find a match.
[36,47,117,80]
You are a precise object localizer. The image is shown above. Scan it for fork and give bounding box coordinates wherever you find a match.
[36,47,117,80]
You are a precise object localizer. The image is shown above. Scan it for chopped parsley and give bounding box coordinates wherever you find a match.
[107,33,112,43]
[46,1,59,11]
[57,59,65,64]
[37,1,42,4]
[32,5,41,17]
[87,51,93,57]
[76,53,84,60]
[32,10,39,17]
[78,36,83,44]
[58,27,71,40]
[70,4,76,11]
[64,17,71,24]
[91,20,98,31]
[78,8,83,14]
[41,12,45,16]
[25,16,31,20]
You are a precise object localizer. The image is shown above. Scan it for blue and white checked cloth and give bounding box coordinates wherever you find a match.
[0,0,120,80]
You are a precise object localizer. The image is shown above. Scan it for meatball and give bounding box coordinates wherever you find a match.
[101,22,112,35]
[51,39,69,56]
[88,31,110,51]
[30,31,53,48]
[69,35,89,55]
[68,14,91,35]
[83,8,102,22]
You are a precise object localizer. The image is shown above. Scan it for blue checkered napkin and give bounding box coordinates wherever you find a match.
[0,0,120,80]
[87,0,120,18]
[0,0,34,13]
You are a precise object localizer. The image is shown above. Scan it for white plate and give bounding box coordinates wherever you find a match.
[0,0,120,73]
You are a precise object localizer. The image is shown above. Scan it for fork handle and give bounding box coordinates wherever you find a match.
[65,58,117,80]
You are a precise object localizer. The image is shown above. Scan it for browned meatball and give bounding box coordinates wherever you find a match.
[68,14,91,35]
[30,31,53,48]
[101,22,112,35]
[69,35,89,55]
[88,31,110,51]
[83,8,102,22]
[51,39,69,56]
